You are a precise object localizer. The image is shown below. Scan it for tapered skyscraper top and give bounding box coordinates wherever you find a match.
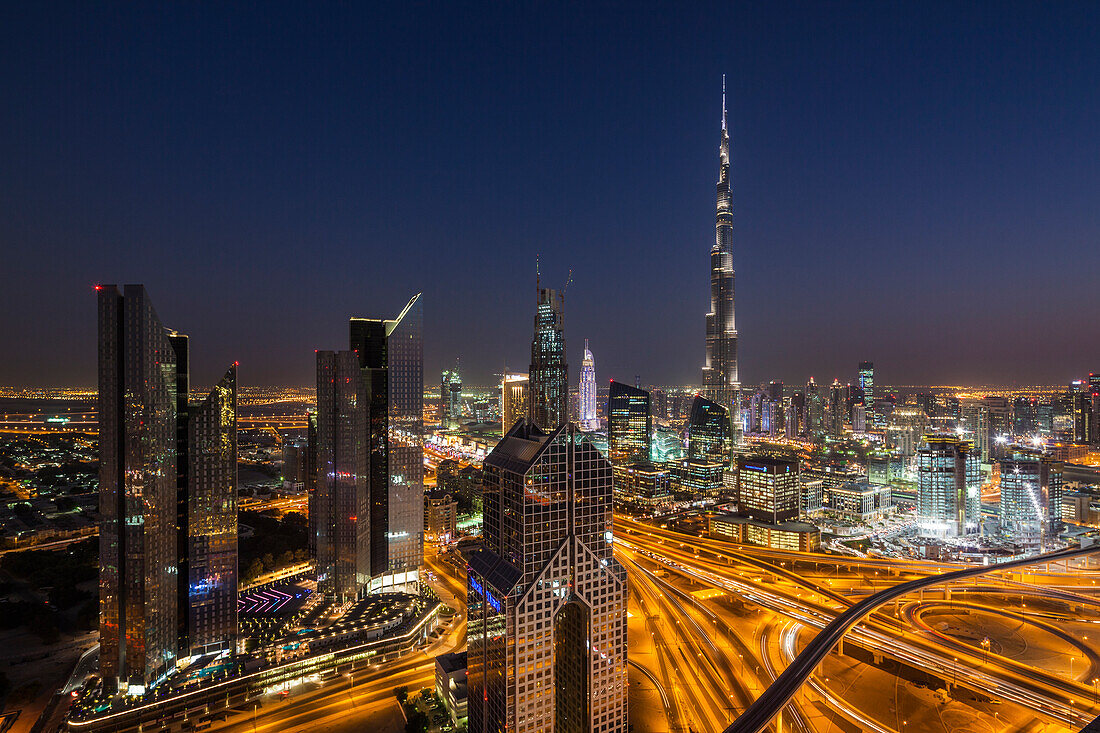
[704,78,739,413]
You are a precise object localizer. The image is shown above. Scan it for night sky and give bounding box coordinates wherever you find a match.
[2,2,1099,389]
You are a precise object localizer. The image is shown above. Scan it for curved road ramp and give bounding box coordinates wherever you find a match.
[723,543,1100,733]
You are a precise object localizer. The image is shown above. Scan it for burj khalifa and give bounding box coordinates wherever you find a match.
[703,76,739,418]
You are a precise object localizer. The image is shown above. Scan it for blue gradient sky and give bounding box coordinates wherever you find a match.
[2,2,1099,388]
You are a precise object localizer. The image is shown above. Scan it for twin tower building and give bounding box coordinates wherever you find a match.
[96,285,426,695]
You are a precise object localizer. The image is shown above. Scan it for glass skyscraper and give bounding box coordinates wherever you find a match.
[528,286,568,429]
[607,380,651,465]
[185,365,239,655]
[441,365,462,429]
[314,350,369,601]
[999,450,1063,548]
[502,372,529,435]
[350,293,424,591]
[703,77,739,421]
[98,285,238,693]
[687,394,731,465]
[468,422,627,733]
[916,433,981,537]
[578,339,599,431]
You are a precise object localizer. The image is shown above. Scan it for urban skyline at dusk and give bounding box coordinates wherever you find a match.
[3,3,1100,388]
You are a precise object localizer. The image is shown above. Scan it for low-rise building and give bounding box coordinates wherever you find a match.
[435,650,468,725]
[613,462,672,510]
[708,514,820,552]
[669,458,725,502]
[826,481,892,522]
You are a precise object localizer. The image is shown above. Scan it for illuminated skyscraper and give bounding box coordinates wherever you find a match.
[529,286,568,429]
[502,372,529,434]
[441,365,462,430]
[736,455,800,524]
[827,379,846,437]
[858,361,874,424]
[578,340,599,431]
[468,422,627,733]
[703,77,739,420]
[608,380,651,464]
[999,450,1063,548]
[98,285,238,692]
[184,365,238,655]
[916,433,980,537]
[314,350,369,601]
[98,285,181,693]
[350,294,424,592]
[687,394,731,465]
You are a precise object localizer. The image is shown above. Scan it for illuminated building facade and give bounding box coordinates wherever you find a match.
[612,462,672,510]
[827,379,846,437]
[350,293,424,592]
[702,78,740,421]
[98,285,181,693]
[607,380,651,465]
[528,286,568,429]
[670,458,725,502]
[737,455,800,524]
[858,361,874,426]
[916,433,980,537]
[441,366,462,429]
[686,394,730,465]
[185,365,238,655]
[468,422,627,733]
[502,372,529,434]
[999,450,1063,548]
[826,481,891,522]
[98,285,239,693]
[314,350,369,601]
[578,340,599,431]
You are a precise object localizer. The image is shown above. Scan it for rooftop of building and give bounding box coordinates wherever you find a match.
[710,513,819,534]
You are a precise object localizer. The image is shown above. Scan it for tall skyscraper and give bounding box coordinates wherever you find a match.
[314,350,369,601]
[502,372,530,434]
[687,394,731,465]
[578,340,599,431]
[97,285,238,693]
[98,285,181,693]
[827,379,846,437]
[441,365,462,430]
[702,77,739,419]
[999,450,1063,548]
[916,433,981,537]
[468,421,627,733]
[858,361,874,424]
[529,286,568,429]
[608,380,651,465]
[350,294,424,592]
[185,365,238,656]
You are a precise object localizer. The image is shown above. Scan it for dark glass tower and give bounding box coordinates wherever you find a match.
[703,77,739,417]
[349,294,424,591]
[607,380,651,465]
[468,422,627,733]
[98,285,180,693]
[858,361,875,423]
[185,365,238,655]
[315,351,369,601]
[687,394,731,465]
[528,286,568,429]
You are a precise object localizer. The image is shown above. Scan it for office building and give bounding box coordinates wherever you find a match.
[314,350,369,601]
[468,422,627,733]
[436,651,469,727]
[502,372,530,434]
[425,490,458,543]
[736,455,800,524]
[687,394,730,465]
[578,340,599,431]
[607,380,651,465]
[702,78,740,417]
[827,379,846,437]
[916,433,981,538]
[999,450,1063,548]
[709,514,820,552]
[350,294,424,592]
[612,462,672,510]
[670,458,726,502]
[826,481,891,523]
[441,366,462,429]
[858,361,874,426]
[183,365,238,657]
[97,285,238,693]
[528,286,568,429]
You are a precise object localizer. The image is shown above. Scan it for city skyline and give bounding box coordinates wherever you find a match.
[3,4,1100,388]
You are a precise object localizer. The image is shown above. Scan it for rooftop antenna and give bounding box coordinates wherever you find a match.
[563,268,573,295]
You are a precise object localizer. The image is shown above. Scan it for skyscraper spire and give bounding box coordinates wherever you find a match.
[722,74,727,131]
